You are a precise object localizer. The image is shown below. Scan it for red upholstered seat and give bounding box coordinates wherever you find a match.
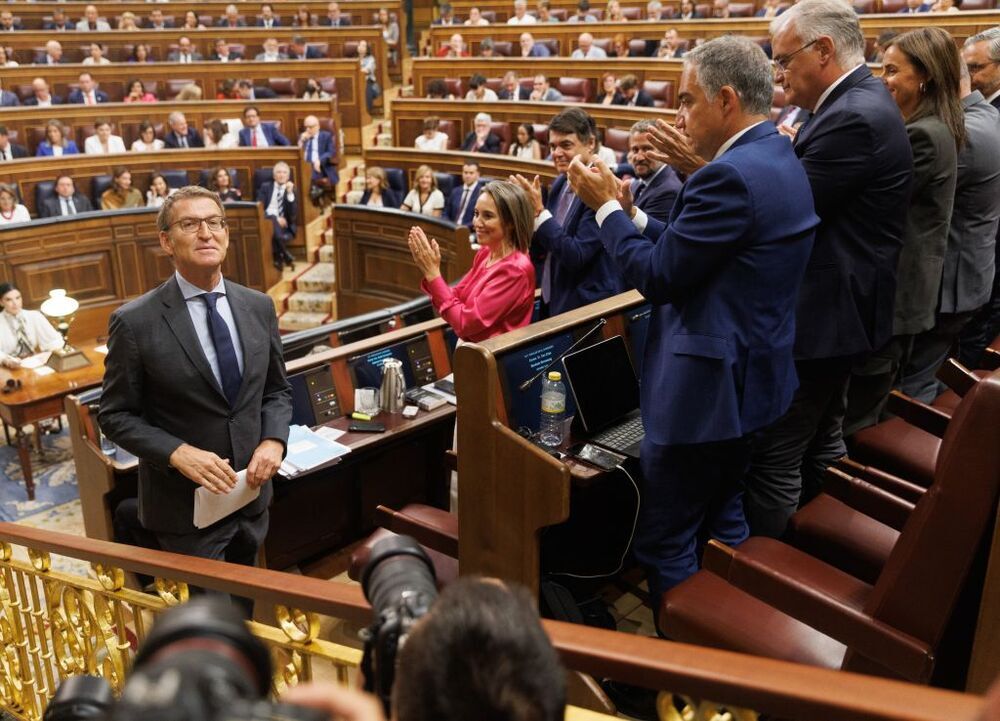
[489,122,512,154]
[557,77,592,103]
[848,417,939,488]
[729,2,756,14]
[604,127,630,157]
[444,78,463,98]
[349,504,459,586]
[268,78,297,97]
[642,80,675,108]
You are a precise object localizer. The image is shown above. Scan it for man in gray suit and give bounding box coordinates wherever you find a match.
[901,65,1000,401]
[99,186,291,595]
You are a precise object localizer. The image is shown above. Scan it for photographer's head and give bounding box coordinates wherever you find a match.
[393,577,565,721]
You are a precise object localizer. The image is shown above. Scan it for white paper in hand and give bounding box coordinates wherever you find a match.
[193,469,260,529]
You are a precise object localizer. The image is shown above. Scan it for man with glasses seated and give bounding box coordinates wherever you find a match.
[99,186,292,617]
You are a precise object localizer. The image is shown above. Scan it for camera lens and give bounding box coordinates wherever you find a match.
[360,535,437,623]
[43,675,113,721]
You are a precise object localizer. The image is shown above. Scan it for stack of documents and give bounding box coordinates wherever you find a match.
[279,424,352,478]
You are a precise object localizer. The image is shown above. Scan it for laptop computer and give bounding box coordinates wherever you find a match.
[562,335,645,458]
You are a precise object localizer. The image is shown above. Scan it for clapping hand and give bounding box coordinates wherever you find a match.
[408,226,442,281]
[508,174,544,216]
[566,157,621,212]
[645,119,706,176]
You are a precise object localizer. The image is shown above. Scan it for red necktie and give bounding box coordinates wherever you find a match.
[85,93,93,105]
[251,130,258,147]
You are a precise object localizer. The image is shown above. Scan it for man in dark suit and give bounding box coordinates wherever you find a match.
[211,39,243,62]
[897,0,931,11]
[256,3,281,27]
[461,113,503,153]
[256,162,298,269]
[513,108,627,317]
[322,1,353,25]
[164,111,206,149]
[43,10,75,31]
[498,71,532,101]
[40,175,94,217]
[99,187,291,611]
[287,36,323,60]
[146,9,173,29]
[431,2,455,24]
[238,106,291,148]
[67,73,109,104]
[38,40,69,65]
[902,71,1000,401]
[300,115,339,187]
[570,36,818,602]
[24,78,63,107]
[445,162,484,228]
[620,75,655,107]
[0,81,19,108]
[217,4,247,28]
[0,126,28,160]
[742,0,912,539]
[626,120,681,223]
[519,32,551,58]
[167,36,204,63]
[0,10,23,31]
[235,79,278,100]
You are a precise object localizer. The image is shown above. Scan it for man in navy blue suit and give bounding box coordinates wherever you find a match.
[445,162,484,228]
[299,115,339,188]
[67,73,109,104]
[512,108,627,317]
[164,111,205,149]
[570,35,818,604]
[238,106,291,148]
[257,162,298,270]
[742,0,912,538]
[627,119,682,223]
[0,80,19,108]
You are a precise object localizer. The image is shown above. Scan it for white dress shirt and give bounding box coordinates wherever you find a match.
[175,271,245,388]
[85,134,127,154]
[0,309,63,363]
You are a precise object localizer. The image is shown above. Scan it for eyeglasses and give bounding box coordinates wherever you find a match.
[967,60,999,74]
[773,39,818,72]
[169,216,227,234]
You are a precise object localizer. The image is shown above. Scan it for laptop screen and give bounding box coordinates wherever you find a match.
[562,335,640,433]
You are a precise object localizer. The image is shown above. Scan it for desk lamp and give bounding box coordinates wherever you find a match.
[40,289,91,372]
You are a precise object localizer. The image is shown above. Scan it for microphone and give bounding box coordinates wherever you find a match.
[518,318,607,392]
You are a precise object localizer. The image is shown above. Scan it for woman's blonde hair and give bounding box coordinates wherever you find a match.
[414,164,438,190]
[366,166,389,191]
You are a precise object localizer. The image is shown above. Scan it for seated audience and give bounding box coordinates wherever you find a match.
[519,32,550,57]
[597,72,624,104]
[499,71,531,100]
[509,122,542,159]
[36,120,79,157]
[358,40,380,113]
[146,9,171,30]
[204,119,238,149]
[379,8,400,64]
[208,167,242,201]
[0,79,17,106]
[569,0,599,21]
[256,161,298,269]
[118,12,139,31]
[609,32,633,57]
[38,40,65,66]
[462,113,503,153]
[538,0,559,22]
[77,5,111,31]
[415,117,450,151]
[288,36,323,60]
[466,74,500,101]
[435,2,458,24]
[85,119,127,154]
[180,10,205,30]
[168,36,203,62]
[572,32,607,58]
[401,164,446,217]
[437,32,469,57]
[68,72,108,104]
[426,79,455,100]
[257,3,281,28]
[619,74,654,106]
[235,78,277,100]
[101,166,143,210]
[411,181,535,341]
[40,175,93,217]
[899,0,932,10]
[239,106,291,147]
[712,0,732,16]
[466,7,491,24]
[293,6,314,27]
[299,114,339,187]
[658,28,686,58]
[606,0,628,21]
[0,185,29,227]
[0,282,64,367]
[145,173,175,208]
[647,0,666,19]
[174,84,204,101]
[164,112,204,148]
[128,44,154,63]
[479,37,499,57]
[446,162,485,227]
[0,126,27,160]
[930,0,959,11]
[0,47,18,68]
[218,5,245,28]
[256,37,288,62]
[126,80,157,103]
[360,166,401,208]
[43,10,75,32]
[678,0,704,18]
[323,2,353,26]
[25,78,61,107]
[757,0,786,15]
[530,74,564,101]
[302,78,332,100]
[212,39,243,62]
[508,0,538,24]
[131,120,164,152]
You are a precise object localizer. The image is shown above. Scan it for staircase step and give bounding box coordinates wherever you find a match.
[295,262,335,293]
[287,291,334,314]
[279,310,330,332]
[318,244,335,263]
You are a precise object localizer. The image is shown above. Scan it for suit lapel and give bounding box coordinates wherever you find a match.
[796,65,869,149]
[159,277,229,403]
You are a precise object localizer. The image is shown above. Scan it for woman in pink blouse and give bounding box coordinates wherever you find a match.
[409,181,536,342]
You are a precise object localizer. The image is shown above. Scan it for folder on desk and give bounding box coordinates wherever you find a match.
[280,424,352,477]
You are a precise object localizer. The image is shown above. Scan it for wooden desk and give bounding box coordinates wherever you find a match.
[1,341,106,500]
[363,147,558,186]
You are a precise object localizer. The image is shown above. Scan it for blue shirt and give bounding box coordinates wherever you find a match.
[174,271,245,390]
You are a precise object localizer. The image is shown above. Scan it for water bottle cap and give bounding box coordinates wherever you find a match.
[547,371,561,381]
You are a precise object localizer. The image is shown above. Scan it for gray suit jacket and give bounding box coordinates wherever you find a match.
[940,91,1000,314]
[893,115,957,335]
[99,276,292,535]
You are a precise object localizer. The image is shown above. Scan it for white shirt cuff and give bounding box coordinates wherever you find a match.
[595,200,622,227]
[632,208,648,233]
[534,209,552,231]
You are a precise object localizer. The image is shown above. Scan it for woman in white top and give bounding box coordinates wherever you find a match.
[508,123,542,160]
[464,7,491,24]
[82,43,112,65]
[0,46,18,67]
[146,174,176,208]
[204,119,240,150]
[0,282,64,369]
[401,165,445,218]
[85,120,127,154]
[131,121,165,152]
[414,117,450,151]
[0,185,30,227]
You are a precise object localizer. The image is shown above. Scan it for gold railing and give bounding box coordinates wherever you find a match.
[0,523,986,721]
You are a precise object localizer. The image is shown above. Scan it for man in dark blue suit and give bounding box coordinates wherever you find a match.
[288,36,323,60]
[570,35,818,603]
[257,162,298,270]
[627,119,682,223]
[445,162,484,228]
[897,0,931,11]
[512,108,627,317]
[299,115,339,188]
[67,73,109,104]
[238,106,291,148]
[742,0,912,538]
[164,111,205,149]
[0,80,19,108]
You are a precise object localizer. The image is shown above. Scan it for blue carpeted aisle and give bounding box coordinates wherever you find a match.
[0,427,78,522]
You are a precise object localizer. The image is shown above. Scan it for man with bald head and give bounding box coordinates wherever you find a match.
[38,40,66,65]
[571,32,607,58]
[24,78,63,106]
[76,5,110,31]
[299,115,339,189]
[520,32,550,56]
[322,1,352,25]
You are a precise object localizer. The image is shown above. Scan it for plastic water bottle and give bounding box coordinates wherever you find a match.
[539,371,566,447]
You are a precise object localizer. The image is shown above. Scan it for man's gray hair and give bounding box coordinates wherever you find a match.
[771,0,866,68]
[630,118,658,135]
[684,36,774,116]
[474,111,493,123]
[167,111,186,126]
[964,26,1000,62]
[273,161,290,173]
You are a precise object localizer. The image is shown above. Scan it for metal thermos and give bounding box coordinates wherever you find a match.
[380,358,406,413]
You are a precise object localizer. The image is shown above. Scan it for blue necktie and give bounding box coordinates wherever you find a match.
[200,293,243,406]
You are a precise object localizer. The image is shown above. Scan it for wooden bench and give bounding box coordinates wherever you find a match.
[362,147,558,188]
[0,61,369,151]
